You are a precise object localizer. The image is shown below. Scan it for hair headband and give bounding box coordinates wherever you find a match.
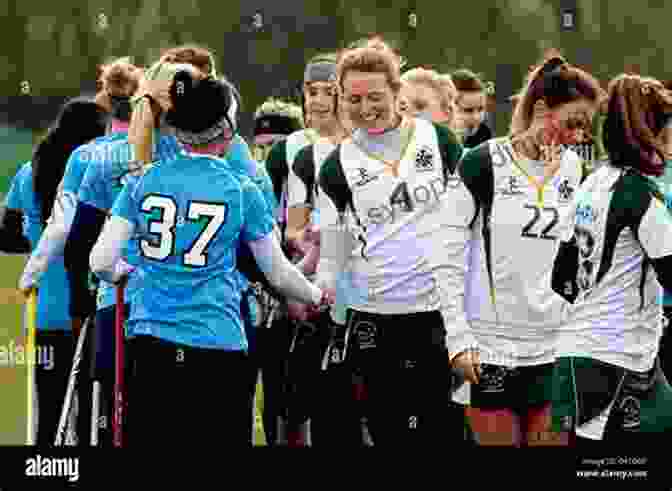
[304,61,337,84]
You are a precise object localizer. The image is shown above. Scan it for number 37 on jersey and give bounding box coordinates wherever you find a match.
[139,194,228,267]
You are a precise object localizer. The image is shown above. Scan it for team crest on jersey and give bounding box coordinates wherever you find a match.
[557,178,575,202]
[617,395,641,430]
[354,168,378,187]
[414,146,434,172]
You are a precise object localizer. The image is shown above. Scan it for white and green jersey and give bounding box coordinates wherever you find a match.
[288,136,340,229]
[461,137,584,367]
[554,163,672,372]
[318,117,480,356]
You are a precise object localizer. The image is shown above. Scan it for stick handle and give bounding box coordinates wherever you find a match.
[25,290,37,445]
[113,284,125,448]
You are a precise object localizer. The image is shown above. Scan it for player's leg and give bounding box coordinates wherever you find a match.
[395,313,463,446]
[181,342,252,447]
[468,364,524,446]
[521,364,569,446]
[35,329,74,446]
[310,321,363,447]
[259,311,293,446]
[240,288,257,445]
[126,335,176,446]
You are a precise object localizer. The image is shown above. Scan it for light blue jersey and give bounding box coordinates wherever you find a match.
[5,162,71,331]
[60,135,115,196]
[78,133,182,311]
[225,135,277,327]
[111,153,274,350]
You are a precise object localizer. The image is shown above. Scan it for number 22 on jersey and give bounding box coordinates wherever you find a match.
[140,194,228,267]
[521,204,559,240]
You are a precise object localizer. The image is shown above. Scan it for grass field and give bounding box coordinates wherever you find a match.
[0,253,269,446]
[0,253,31,445]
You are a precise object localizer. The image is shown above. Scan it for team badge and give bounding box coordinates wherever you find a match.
[617,395,641,431]
[558,178,574,202]
[415,146,434,172]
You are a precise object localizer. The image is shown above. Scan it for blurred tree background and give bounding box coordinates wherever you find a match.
[1,0,670,191]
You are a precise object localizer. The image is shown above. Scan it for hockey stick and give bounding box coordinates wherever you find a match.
[113,283,125,447]
[54,316,91,446]
[25,289,37,445]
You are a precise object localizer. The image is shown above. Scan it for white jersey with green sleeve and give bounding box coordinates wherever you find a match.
[555,163,672,372]
[462,137,583,367]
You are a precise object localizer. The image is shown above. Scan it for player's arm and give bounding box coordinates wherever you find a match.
[286,145,315,243]
[0,167,30,253]
[438,130,480,375]
[63,162,109,320]
[264,140,289,219]
[90,180,137,285]
[636,191,672,293]
[18,151,86,292]
[241,179,325,306]
[315,149,355,292]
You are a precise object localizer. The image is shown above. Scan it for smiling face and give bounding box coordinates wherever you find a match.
[341,70,398,132]
[304,81,338,128]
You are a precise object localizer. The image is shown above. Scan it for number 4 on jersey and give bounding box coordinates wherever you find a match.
[140,195,228,267]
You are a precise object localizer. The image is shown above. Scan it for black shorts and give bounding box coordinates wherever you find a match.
[470,363,554,412]
[343,309,460,446]
[128,335,250,447]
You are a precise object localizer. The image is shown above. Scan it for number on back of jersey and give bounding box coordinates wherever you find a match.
[140,194,228,267]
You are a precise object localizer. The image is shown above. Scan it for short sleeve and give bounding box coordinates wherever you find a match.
[318,147,351,214]
[638,196,672,260]
[252,163,279,217]
[264,140,289,205]
[434,123,464,175]
[111,176,139,226]
[456,141,491,228]
[61,146,91,195]
[78,160,109,211]
[241,179,274,243]
[288,145,315,209]
[5,164,27,210]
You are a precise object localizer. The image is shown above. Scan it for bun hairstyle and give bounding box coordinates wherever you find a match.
[164,72,240,146]
[603,74,672,176]
[96,57,142,122]
[159,44,218,78]
[510,56,603,136]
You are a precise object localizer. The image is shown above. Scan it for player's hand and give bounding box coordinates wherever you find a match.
[287,301,309,322]
[305,287,335,319]
[114,259,136,286]
[18,271,38,298]
[451,349,481,385]
[303,224,321,247]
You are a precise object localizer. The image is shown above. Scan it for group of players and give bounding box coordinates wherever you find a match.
[1,37,672,448]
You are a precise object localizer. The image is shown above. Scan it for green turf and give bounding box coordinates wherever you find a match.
[0,254,31,445]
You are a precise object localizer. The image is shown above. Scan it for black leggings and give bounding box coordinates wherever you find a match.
[128,335,250,447]
[34,330,75,446]
[345,309,461,446]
